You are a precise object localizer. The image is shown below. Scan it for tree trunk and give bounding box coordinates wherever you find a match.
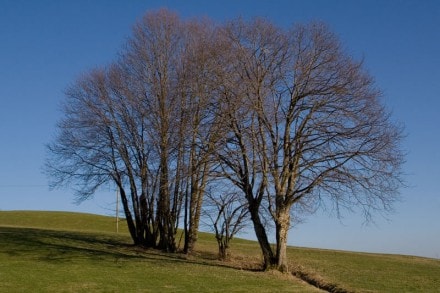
[140,193,155,247]
[157,151,172,251]
[184,176,207,253]
[184,149,209,254]
[218,241,229,260]
[118,186,139,245]
[275,208,290,272]
[248,204,276,270]
[184,183,200,253]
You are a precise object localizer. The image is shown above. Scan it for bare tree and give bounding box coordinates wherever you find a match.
[46,10,404,272]
[178,19,224,254]
[121,8,187,252]
[215,19,404,271]
[46,9,223,253]
[213,17,288,270]
[203,185,249,260]
[46,67,149,245]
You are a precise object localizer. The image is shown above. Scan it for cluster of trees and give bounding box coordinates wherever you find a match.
[46,9,404,272]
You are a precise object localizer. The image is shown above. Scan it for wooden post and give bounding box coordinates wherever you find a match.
[116,188,119,233]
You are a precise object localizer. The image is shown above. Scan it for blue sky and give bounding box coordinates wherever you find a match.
[1,0,439,259]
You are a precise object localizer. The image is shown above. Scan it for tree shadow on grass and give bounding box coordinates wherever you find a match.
[1,226,132,261]
[0,226,258,272]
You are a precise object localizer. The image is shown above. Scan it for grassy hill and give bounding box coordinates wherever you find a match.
[1,211,439,292]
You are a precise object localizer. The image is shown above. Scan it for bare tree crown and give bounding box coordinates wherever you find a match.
[46,10,404,271]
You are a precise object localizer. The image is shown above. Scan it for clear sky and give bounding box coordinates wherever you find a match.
[1,0,439,259]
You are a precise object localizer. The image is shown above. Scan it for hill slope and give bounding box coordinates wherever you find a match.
[0,210,127,233]
[1,211,439,292]
[0,211,317,292]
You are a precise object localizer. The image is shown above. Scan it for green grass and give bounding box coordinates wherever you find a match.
[1,211,439,292]
[0,210,129,233]
[0,211,316,292]
[288,247,440,292]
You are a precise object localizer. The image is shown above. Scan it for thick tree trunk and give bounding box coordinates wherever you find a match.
[248,205,276,270]
[275,209,290,272]
[118,187,139,245]
[184,179,206,253]
[218,241,229,260]
[184,217,198,253]
[157,152,172,251]
[184,185,200,253]
[184,155,209,254]
[140,193,156,247]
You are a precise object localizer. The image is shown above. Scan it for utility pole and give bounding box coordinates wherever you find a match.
[116,188,119,233]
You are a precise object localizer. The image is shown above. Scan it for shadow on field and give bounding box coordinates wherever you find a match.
[0,226,247,272]
[1,226,134,261]
[1,226,356,292]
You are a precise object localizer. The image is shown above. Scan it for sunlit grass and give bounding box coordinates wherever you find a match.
[288,247,440,292]
[0,211,316,292]
[1,210,439,292]
[0,210,128,233]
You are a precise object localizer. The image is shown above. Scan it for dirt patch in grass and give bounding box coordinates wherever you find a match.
[291,265,353,293]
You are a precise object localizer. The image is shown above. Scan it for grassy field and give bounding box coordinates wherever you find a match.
[1,211,439,292]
